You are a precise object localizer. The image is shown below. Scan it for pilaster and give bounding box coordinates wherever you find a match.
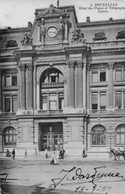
[75,63,78,107]
[19,64,26,109]
[64,80,67,107]
[108,62,114,110]
[26,64,33,109]
[0,69,2,114]
[83,58,86,110]
[77,61,83,107]
[86,64,90,112]
[33,66,37,110]
[63,18,69,44]
[68,62,75,107]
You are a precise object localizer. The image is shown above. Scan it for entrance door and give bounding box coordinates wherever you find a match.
[43,133,63,151]
[39,122,63,151]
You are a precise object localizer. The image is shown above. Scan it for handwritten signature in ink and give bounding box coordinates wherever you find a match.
[51,166,125,193]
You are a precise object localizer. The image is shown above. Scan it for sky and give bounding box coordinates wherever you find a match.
[0,0,125,28]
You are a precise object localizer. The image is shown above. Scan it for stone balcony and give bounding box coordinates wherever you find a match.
[1,112,16,117]
[41,82,64,88]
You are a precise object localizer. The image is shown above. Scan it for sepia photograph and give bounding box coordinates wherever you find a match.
[0,0,125,193]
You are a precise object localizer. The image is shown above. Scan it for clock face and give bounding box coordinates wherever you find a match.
[48,27,58,38]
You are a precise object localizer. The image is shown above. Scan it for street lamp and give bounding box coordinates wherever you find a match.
[49,126,53,151]
[83,113,89,151]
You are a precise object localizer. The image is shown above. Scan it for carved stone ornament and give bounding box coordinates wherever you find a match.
[27,64,33,71]
[21,32,32,46]
[41,25,46,38]
[19,64,25,71]
[72,27,85,43]
[58,22,64,40]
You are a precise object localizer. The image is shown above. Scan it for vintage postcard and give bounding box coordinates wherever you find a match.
[0,0,125,193]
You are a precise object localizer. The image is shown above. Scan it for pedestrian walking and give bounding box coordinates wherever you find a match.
[82,145,87,158]
[44,148,48,159]
[25,149,27,158]
[12,148,15,160]
[59,147,65,159]
[50,152,58,165]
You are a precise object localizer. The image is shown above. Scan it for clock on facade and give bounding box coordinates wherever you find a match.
[48,27,58,38]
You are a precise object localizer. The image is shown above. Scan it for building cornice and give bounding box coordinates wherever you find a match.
[0,27,30,35]
[92,47,125,56]
[78,19,125,28]
[36,49,65,56]
[15,50,36,58]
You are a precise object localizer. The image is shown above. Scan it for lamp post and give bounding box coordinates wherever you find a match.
[49,126,53,151]
[83,113,89,151]
[109,126,112,158]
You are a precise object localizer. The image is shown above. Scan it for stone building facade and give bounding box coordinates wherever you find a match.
[0,4,125,158]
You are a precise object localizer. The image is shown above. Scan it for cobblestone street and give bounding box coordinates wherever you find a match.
[0,157,125,194]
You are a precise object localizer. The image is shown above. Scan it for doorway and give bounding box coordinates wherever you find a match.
[39,122,63,151]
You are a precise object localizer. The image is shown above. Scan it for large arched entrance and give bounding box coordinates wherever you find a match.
[39,122,63,151]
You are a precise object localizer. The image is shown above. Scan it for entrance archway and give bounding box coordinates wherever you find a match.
[39,122,63,151]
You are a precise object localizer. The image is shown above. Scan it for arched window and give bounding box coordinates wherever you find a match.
[93,32,107,41]
[3,127,16,146]
[40,68,64,111]
[116,31,125,40]
[115,124,125,145]
[91,125,106,145]
[41,68,64,84]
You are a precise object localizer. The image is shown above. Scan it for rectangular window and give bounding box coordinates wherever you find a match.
[12,75,17,86]
[100,92,106,109]
[5,97,11,112]
[5,96,17,113]
[59,98,64,110]
[5,75,11,86]
[49,94,57,110]
[115,91,122,109]
[91,69,98,82]
[123,92,125,108]
[50,101,57,110]
[12,96,17,112]
[115,67,122,81]
[100,68,106,82]
[51,76,56,83]
[59,93,64,110]
[123,68,125,80]
[42,95,47,110]
[91,92,98,111]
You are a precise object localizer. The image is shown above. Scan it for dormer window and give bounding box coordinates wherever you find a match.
[93,32,107,41]
[5,40,18,48]
[116,31,125,40]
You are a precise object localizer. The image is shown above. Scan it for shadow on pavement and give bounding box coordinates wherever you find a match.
[0,184,79,194]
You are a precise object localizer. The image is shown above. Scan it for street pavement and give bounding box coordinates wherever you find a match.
[0,156,125,194]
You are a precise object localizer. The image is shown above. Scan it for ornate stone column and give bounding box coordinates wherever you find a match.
[64,18,69,43]
[83,59,86,110]
[19,64,26,109]
[37,82,40,110]
[64,80,67,107]
[37,19,41,42]
[33,66,37,110]
[26,64,33,109]
[68,62,75,107]
[0,69,2,114]
[108,62,114,109]
[17,67,21,109]
[75,62,78,108]
[77,62,83,107]
[86,65,90,111]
